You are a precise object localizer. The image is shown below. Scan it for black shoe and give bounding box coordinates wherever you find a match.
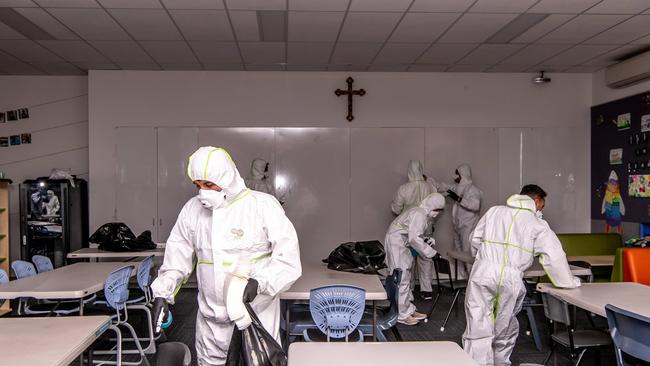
[420,291,433,300]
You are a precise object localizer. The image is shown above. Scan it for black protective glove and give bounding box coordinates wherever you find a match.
[446,189,462,202]
[152,297,171,334]
[243,278,259,303]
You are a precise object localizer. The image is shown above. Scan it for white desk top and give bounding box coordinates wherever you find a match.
[537,282,650,318]
[566,255,615,267]
[67,247,165,259]
[281,265,387,301]
[0,262,137,299]
[0,316,111,366]
[288,341,477,366]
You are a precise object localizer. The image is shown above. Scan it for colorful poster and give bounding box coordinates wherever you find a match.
[642,114,650,132]
[609,148,623,165]
[616,113,631,130]
[629,174,650,197]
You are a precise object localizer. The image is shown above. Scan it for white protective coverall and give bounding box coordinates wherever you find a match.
[385,193,445,320]
[151,147,302,365]
[463,194,581,366]
[245,158,275,197]
[391,160,437,293]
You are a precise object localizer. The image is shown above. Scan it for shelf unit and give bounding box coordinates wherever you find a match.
[0,179,11,316]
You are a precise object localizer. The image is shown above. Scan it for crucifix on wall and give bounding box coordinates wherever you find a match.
[335,77,366,122]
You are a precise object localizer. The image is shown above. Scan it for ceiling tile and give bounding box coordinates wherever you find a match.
[287,42,332,64]
[486,64,529,72]
[389,13,459,43]
[48,8,130,41]
[0,1,37,7]
[73,61,118,70]
[98,0,162,8]
[14,8,78,40]
[0,20,26,39]
[469,0,539,13]
[0,39,62,61]
[288,11,344,42]
[225,0,286,10]
[140,40,198,63]
[586,0,650,14]
[543,44,619,66]
[0,60,45,74]
[585,15,650,44]
[239,41,285,64]
[631,33,650,43]
[32,61,83,74]
[33,0,99,7]
[203,64,244,70]
[538,15,630,44]
[438,13,518,43]
[457,44,524,65]
[338,12,402,42]
[170,10,234,41]
[368,64,409,71]
[289,0,349,11]
[161,0,223,9]
[447,64,489,72]
[109,9,182,41]
[190,41,241,64]
[416,43,476,63]
[373,43,428,64]
[331,42,381,64]
[408,64,448,71]
[525,64,570,72]
[327,64,368,71]
[229,11,259,41]
[410,0,474,12]
[564,65,604,73]
[499,44,571,65]
[349,0,411,12]
[90,40,153,62]
[38,39,111,62]
[115,61,160,69]
[285,65,328,71]
[245,64,284,70]
[511,14,573,43]
[583,44,648,65]
[528,0,601,13]
[161,63,203,70]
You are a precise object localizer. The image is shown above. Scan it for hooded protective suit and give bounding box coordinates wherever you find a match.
[245,158,276,197]
[391,160,437,293]
[151,147,302,365]
[462,194,580,366]
[385,193,445,320]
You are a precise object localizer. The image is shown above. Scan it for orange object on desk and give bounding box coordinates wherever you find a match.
[623,248,650,285]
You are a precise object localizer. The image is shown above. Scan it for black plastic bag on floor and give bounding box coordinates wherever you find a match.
[90,222,157,252]
[225,303,287,366]
[322,240,387,274]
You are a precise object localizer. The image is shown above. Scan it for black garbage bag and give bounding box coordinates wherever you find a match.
[225,303,287,366]
[322,240,387,274]
[89,223,157,252]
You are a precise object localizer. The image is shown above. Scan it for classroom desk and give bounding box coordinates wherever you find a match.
[447,251,593,278]
[566,255,615,267]
[536,282,650,318]
[0,316,111,366]
[68,247,165,261]
[281,264,387,344]
[288,341,477,366]
[0,262,137,314]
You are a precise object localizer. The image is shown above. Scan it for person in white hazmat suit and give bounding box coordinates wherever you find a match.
[245,158,276,197]
[391,160,438,300]
[150,147,302,365]
[385,193,445,326]
[462,184,581,366]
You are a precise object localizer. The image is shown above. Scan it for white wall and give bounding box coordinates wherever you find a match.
[89,70,592,264]
[0,76,88,262]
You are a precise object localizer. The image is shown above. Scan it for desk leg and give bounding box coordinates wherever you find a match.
[372,301,377,342]
[454,259,458,281]
[284,300,291,351]
[79,298,84,316]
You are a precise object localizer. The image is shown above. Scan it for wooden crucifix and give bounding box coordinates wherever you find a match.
[335,77,366,122]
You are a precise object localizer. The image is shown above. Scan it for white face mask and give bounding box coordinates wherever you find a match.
[428,211,440,219]
[198,189,226,210]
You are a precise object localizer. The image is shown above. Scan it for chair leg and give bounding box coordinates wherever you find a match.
[426,291,442,322]
[391,326,403,342]
[121,322,150,366]
[440,289,461,332]
[526,306,542,351]
[574,348,587,366]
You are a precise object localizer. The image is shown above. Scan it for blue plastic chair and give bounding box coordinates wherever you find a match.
[91,265,149,366]
[32,255,54,273]
[606,304,650,365]
[11,260,37,279]
[359,268,403,342]
[303,285,366,342]
[640,223,650,237]
[0,269,8,308]
[11,260,80,315]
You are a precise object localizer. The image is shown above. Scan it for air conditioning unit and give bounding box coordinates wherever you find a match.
[605,50,650,88]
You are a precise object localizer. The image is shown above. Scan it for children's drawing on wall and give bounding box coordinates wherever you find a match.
[609,148,623,165]
[602,170,625,233]
[629,174,650,198]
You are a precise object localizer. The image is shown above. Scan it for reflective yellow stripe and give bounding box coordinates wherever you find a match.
[491,208,522,322]
[172,260,197,299]
[202,148,219,181]
[187,147,235,182]
[540,257,559,287]
[482,239,533,254]
[226,189,251,208]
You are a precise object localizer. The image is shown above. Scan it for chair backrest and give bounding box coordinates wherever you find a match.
[623,248,650,285]
[541,292,572,325]
[104,265,135,311]
[11,260,37,279]
[606,304,650,365]
[640,223,650,238]
[309,285,366,339]
[433,256,454,288]
[0,269,7,307]
[32,255,54,273]
[380,268,402,329]
[137,255,154,291]
[557,233,621,256]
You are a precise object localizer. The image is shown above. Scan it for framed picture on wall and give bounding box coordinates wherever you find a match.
[21,133,31,144]
[9,135,20,145]
[19,108,29,119]
[0,137,8,147]
[0,112,5,123]
[7,110,17,121]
